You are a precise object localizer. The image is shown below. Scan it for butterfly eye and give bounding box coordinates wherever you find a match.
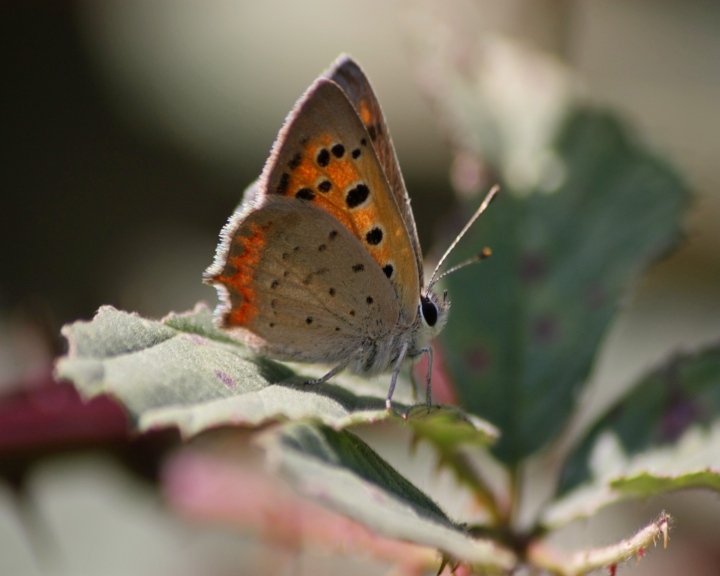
[420,296,438,327]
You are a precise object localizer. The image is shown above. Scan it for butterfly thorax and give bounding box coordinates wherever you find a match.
[346,288,449,376]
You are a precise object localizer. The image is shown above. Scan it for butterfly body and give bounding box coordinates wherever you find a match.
[206,55,450,407]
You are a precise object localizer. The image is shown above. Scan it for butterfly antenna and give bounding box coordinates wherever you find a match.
[429,247,492,288]
[427,184,499,290]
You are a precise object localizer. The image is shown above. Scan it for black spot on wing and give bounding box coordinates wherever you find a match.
[346,184,370,208]
[317,148,330,167]
[365,227,383,245]
[277,173,290,194]
[289,152,302,170]
[295,187,315,201]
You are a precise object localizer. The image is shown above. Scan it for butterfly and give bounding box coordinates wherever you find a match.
[205,55,496,410]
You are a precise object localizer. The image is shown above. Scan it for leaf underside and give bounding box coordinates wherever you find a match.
[56,304,496,445]
[260,421,516,570]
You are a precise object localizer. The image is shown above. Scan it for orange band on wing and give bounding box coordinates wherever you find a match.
[358,100,373,126]
[323,155,357,191]
[217,222,271,326]
[275,130,397,284]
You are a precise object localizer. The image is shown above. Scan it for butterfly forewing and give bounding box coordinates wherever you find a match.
[260,79,419,325]
[324,56,424,288]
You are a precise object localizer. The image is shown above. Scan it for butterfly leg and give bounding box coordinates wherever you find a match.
[409,365,419,403]
[304,362,348,386]
[418,346,434,410]
[386,341,410,411]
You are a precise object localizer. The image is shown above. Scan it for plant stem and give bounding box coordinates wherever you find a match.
[527,511,670,576]
[504,463,522,527]
[442,450,504,525]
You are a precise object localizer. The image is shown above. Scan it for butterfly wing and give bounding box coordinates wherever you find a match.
[324,55,424,288]
[206,192,399,364]
[258,78,419,325]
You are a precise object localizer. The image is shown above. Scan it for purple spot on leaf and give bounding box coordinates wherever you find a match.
[314,488,331,503]
[532,315,560,345]
[520,252,546,283]
[215,370,237,388]
[371,490,388,504]
[465,345,492,375]
[585,285,607,309]
[660,400,700,442]
[187,334,207,345]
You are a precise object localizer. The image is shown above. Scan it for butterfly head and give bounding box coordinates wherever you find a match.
[417,185,500,348]
[416,288,449,345]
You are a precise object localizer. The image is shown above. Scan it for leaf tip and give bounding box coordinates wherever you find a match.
[657,511,670,549]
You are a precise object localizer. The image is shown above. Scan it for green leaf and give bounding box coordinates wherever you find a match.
[403,404,499,450]
[56,304,497,442]
[615,470,720,494]
[440,108,689,464]
[558,343,720,494]
[544,345,720,528]
[542,422,720,529]
[260,422,516,570]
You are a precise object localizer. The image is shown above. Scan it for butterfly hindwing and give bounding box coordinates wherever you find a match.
[207,194,399,364]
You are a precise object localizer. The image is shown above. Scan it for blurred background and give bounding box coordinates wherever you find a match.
[2,1,720,574]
